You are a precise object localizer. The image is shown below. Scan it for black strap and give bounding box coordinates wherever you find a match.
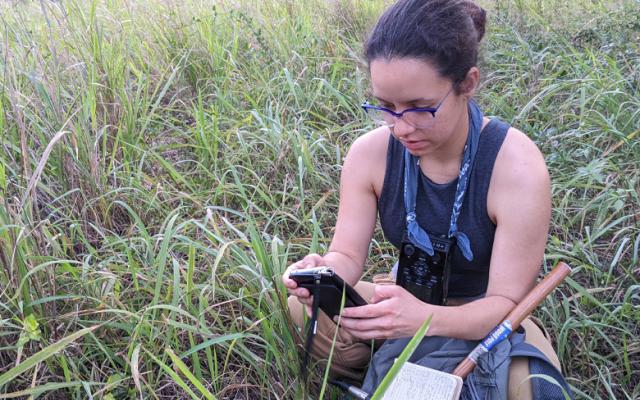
[301,277,321,379]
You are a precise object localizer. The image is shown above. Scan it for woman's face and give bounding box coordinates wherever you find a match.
[369,57,471,157]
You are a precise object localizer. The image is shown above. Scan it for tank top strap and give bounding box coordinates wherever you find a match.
[471,118,510,211]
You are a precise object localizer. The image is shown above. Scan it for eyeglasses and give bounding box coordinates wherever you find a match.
[361,88,453,129]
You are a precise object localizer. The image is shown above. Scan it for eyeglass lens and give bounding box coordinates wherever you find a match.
[367,108,435,128]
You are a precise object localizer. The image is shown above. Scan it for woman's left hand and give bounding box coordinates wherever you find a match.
[335,284,434,340]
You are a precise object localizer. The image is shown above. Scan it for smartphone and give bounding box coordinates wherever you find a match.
[289,267,367,319]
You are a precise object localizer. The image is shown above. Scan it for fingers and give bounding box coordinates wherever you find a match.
[300,253,325,267]
[340,303,382,319]
[335,287,399,340]
[336,315,392,340]
[282,254,327,312]
[282,253,325,289]
[336,314,387,331]
[371,284,400,304]
[340,285,399,318]
[291,287,311,299]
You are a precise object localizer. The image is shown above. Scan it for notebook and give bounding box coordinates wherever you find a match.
[382,361,463,400]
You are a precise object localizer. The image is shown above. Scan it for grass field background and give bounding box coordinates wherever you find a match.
[0,0,638,398]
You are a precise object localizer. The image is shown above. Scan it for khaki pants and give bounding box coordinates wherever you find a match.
[287,281,561,399]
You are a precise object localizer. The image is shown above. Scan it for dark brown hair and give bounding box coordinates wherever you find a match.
[365,0,486,93]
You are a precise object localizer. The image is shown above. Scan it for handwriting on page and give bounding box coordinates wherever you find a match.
[383,362,463,400]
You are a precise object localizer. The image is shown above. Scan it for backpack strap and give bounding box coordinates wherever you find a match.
[509,342,574,400]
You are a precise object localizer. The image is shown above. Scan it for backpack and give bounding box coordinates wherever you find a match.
[361,328,574,400]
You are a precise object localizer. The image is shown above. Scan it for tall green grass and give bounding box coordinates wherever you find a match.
[0,0,638,398]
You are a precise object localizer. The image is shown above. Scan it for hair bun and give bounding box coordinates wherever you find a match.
[462,1,487,42]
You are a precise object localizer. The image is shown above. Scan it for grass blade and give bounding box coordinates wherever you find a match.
[165,348,216,400]
[0,325,98,388]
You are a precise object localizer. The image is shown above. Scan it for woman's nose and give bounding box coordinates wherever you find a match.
[392,117,416,138]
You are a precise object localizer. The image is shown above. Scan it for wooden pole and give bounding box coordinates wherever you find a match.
[452,261,572,378]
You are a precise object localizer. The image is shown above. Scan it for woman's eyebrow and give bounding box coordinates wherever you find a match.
[373,95,436,104]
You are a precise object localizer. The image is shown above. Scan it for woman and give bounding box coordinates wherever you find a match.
[283,0,564,397]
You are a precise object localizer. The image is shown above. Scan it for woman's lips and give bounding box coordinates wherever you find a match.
[402,139,427,151]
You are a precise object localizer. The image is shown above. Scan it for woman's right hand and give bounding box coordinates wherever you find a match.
[282,253,327,308]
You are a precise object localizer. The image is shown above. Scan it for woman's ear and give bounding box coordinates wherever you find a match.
[459,67,480,98]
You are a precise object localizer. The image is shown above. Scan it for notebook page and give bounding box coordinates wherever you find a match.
[382,362,463,400]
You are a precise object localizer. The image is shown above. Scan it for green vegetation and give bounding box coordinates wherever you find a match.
[0,0,638,398]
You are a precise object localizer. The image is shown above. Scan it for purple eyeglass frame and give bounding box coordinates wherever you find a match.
[361,88,453,126]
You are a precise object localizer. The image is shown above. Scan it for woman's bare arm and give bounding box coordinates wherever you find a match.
[283,128,388,298]
[429,127,551,339]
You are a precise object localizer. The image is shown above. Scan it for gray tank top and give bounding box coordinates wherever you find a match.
[378,118,509,298]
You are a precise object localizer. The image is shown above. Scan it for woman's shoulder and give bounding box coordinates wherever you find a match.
[497,126,548,177]
[349,125,391,155]
[487,125,550,220]
[343,126,391,197]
